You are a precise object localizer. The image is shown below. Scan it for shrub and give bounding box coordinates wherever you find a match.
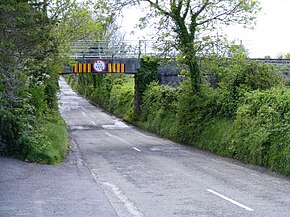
[140,82,178,137]
[23,113,68,164]
[227,88,290,175]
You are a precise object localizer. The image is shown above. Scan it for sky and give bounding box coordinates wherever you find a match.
[118,0,290,58]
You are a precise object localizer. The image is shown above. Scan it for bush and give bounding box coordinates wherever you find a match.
[226,61,282,97]
[138,78,290,175]
[227,88,290,175]
[108,77,136,121]
[140,82,178,137]
[67,74,136,122]
[23,113,69,164]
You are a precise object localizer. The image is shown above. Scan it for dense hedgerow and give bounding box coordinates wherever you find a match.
[227,88,290,174]
[67,73,136,122]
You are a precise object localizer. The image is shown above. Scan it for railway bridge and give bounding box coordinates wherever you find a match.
[61,40,171,75]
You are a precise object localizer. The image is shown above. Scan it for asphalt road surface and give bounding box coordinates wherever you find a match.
[1,77,290,217]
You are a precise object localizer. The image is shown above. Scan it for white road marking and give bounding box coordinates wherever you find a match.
[206,189,254,212]
[271,180,282,184]
[81,111,86,115]
[106,133,113,137]
[106,133,133,146]
[91,121,96,125]
[105,133,140,152]
[101,182,143,217]
[250,173,260,177]
[211,159,223,163]
[132,147,141,152]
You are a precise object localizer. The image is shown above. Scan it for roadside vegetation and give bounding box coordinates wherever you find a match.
[0,0,113,164]
[0,0,68,164]
[67,49,290,175]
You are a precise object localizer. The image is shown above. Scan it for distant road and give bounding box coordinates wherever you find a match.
[58,77,290,217]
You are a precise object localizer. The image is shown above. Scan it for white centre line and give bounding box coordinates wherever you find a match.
[81,111,86,115]
[91,121,96,125]
[206,189,254,212]
[132,147,141,152]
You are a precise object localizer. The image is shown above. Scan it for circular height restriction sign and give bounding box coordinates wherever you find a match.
[93,59,106,72]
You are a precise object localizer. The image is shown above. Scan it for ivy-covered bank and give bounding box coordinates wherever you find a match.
[67,57,290,176]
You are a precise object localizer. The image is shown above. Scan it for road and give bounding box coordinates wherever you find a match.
[1,77,289,217]
[0,131,118,216]
[58,77,290,217]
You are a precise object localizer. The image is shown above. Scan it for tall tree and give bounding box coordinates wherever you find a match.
[0,0,61,154]
[114,0,261,92]
[50,0,116,63]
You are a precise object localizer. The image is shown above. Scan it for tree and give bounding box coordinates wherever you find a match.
[113,0,261,92]
[0,0,57,153]
[50,0,117,64]
[0,0,55,106]
[0,0,117,159]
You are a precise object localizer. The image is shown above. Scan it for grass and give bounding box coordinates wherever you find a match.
[25,112,69,164]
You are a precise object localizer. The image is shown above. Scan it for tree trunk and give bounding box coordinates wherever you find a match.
[188,59,201,93]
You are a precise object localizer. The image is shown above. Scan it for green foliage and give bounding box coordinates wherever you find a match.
[131,0,261,92]
[0,0,68,164]
[139,80,290,175]
[203,46,283,117]
[0,109,27,155]
[226,61,282,96]
[108,78,135,119]
[135,57,159,113]
[284,53,290,59]
[136,57,159,95]
[227,88,290,175]
[23,113,69,164]
[140,82,178,137]
[67,74,136,122]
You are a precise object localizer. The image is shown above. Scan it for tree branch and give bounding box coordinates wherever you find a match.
[142,0,172,17]
[196,1,243,26]
[182,0,191,20]
[195,0,210,17]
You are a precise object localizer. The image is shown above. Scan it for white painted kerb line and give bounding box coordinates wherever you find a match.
[102,182,143,217]
[132,147,141,152]
[206,189,254,212]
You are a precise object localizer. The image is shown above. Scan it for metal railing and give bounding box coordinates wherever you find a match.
[70,40,177,59]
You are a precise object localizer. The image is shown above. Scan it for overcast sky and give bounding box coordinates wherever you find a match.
[118,0,290,58]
